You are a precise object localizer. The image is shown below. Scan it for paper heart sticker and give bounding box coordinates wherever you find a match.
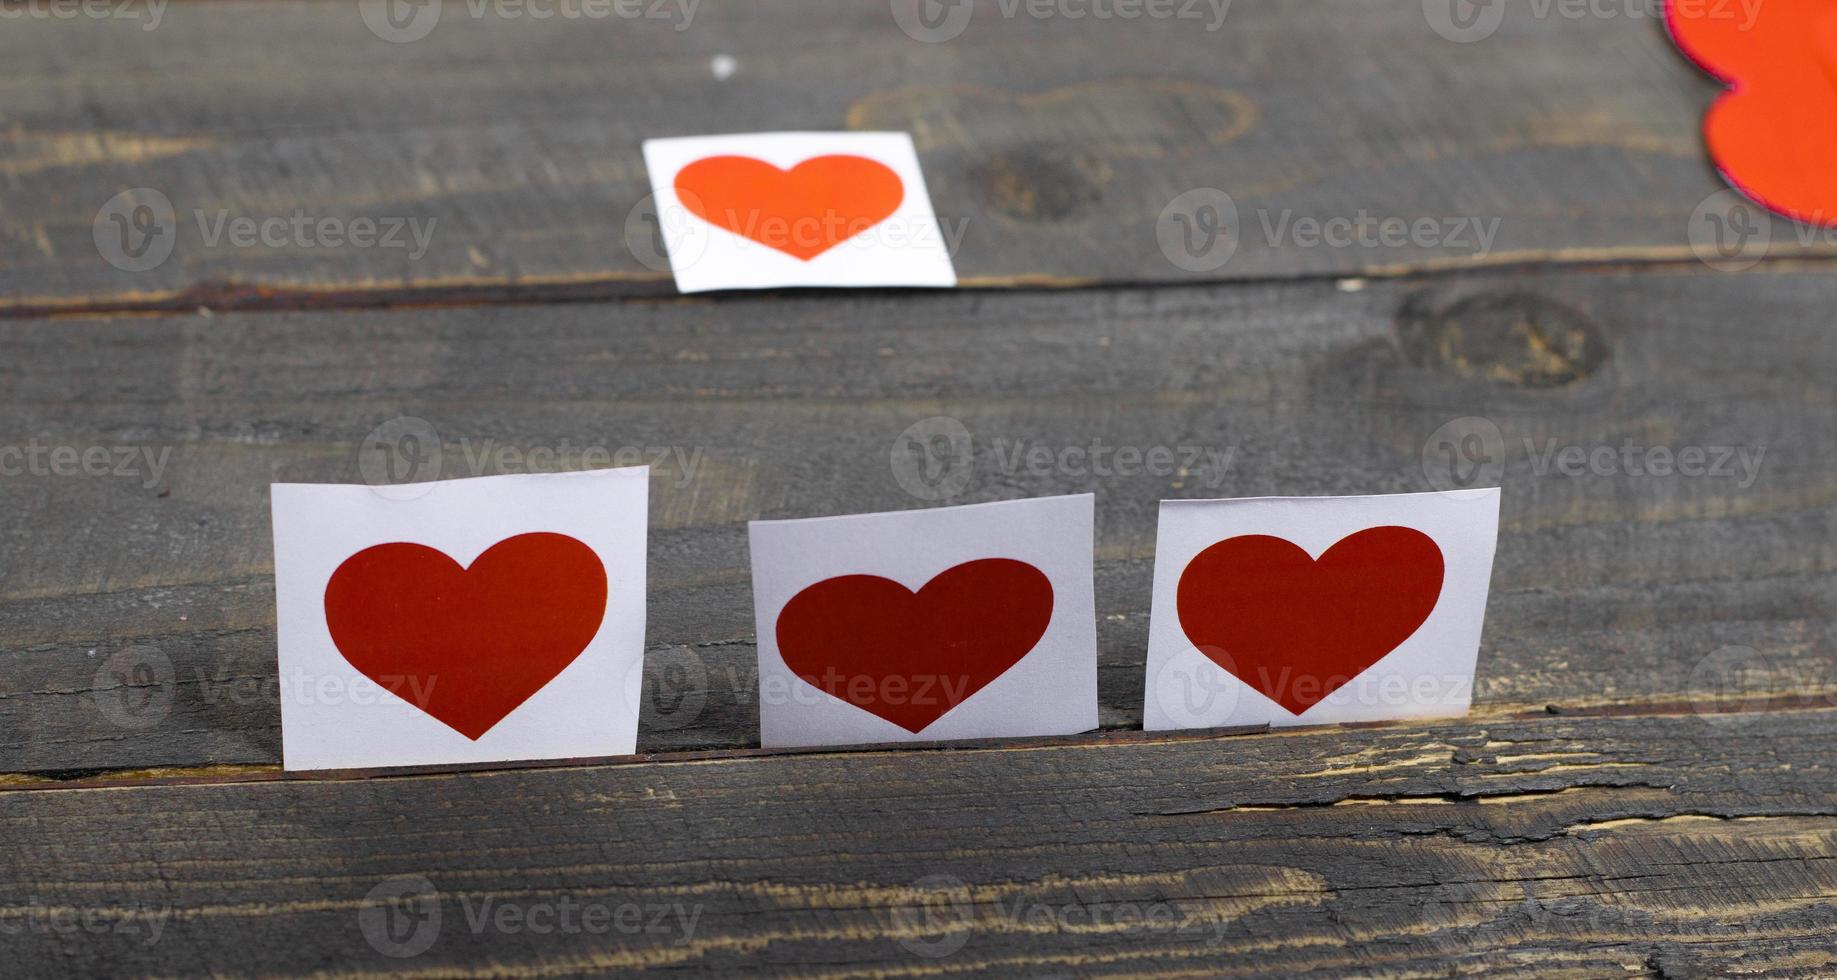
[775,558,1053,733]
[1176,527,1444,716]
[324,532,608,740]
[1667,0,1837,224]
[674,154,904,260]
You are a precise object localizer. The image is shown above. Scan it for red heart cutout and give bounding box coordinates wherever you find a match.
[1667,0,1837,224]
[775,558,1053,733]
[1176,527,1443,716]
[674,154,905,260]
[323,532,607,740]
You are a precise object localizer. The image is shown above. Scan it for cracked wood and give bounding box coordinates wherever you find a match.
[0,710,1833,976]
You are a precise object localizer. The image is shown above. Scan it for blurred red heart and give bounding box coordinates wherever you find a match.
[674,154,905,260]
[776,558,1053,733]
[1176,527,1443,715]
[1667,0,1837,224]
[324,532,607,740]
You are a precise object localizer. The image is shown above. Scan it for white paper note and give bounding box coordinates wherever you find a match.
[641,131,958,293]
[271,467,649,770]
[750,494,1098,748]
[1143,488,1501,731]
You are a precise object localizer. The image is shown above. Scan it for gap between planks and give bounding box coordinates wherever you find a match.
[3,699,1827,795]
[10,249,1837,322]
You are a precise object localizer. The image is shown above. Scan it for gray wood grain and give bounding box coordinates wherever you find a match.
[2,265,1830,774]
[3,708,1835,976]
[4,4,1832,976]
[0,0,1810,310]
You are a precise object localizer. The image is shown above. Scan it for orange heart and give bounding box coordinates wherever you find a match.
[1668,0,1837,224]
[674,155,905,261]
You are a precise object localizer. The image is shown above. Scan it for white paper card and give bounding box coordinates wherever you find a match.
[750,494,1098,748]
[271,467,649,770]
[641,131,958,293]
[1144,488,1501,731]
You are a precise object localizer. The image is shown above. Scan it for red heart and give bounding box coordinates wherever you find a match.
[1176,527,1444,716]
[674,154,905,260]
[1667,0,1837,224]
[775,558,1053,733]
[323,532,608,740]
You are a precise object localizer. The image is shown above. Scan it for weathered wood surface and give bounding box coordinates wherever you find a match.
[3,2,1835,974]
[3,709,1835,976]
[0,0,1816,311]
[1,266,1831,774]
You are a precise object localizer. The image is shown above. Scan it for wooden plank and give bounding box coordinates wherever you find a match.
[0,0,1815,311]
[2,708,1835,975]
[1,265,1831,773]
